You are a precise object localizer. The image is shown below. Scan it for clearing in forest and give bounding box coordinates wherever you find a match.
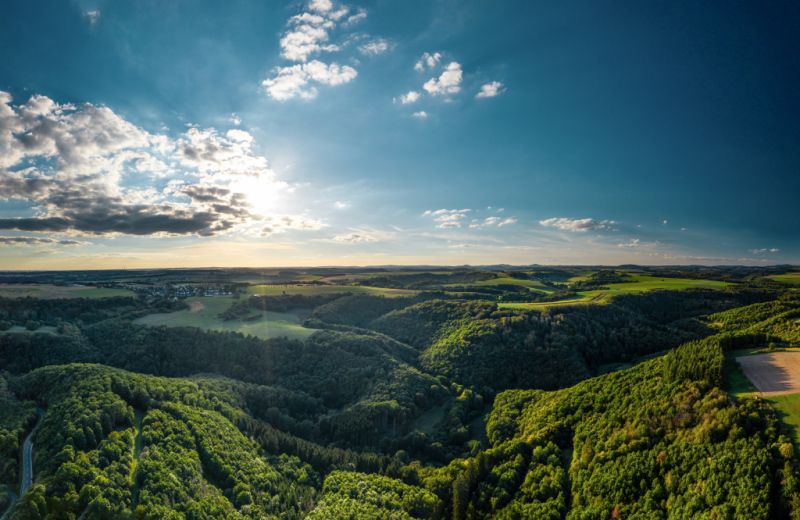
[134,296,314,340]
[737,352,800,396]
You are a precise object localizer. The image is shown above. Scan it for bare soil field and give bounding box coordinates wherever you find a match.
[737,351,800,395]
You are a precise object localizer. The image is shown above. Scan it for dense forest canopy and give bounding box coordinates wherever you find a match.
[0,265,798,518]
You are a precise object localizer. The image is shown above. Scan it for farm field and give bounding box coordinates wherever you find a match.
[0,284,133,299]
[447,276,555,293]
[499,275,730,309]
[246,283,417,297]
[134,296,314,340]
[769,272,800,286]
[736,351,800,395]
[728,350,800,445]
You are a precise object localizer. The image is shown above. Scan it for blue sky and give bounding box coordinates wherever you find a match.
[0,0,797,268]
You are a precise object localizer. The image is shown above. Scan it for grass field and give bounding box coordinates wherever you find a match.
[0,284,133,299]
[769,273,800,286]
[246,284,417,298]
[134,296,314,340]
[447,276,555,293]
[499,275,730,310]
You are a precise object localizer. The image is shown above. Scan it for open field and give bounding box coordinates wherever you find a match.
[736,351,800,395]
[499,275,730,309]
[134,296,314,340]
[246,284,417,298]
[0,284,133,299]
[769,273,800,286]
[447,276,555,293]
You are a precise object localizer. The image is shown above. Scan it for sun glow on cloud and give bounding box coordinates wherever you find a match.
[0,91,319,240]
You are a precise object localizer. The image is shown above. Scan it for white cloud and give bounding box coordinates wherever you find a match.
[539,217,616,232]
[412,111,428,119]
[358,38,391,56]
[476,81,505,99]
[423,208,470,228]
[334,200,349,209]
[280,22,335,62]
[749,247,780,254]
[422,61,463,96]
[0,91,317,237]
[617,239,641,248]
[422,62,462,96]
[414,52,442,72]
[262,61,357,101]
[84,10,100,25]
[264,1,385,101]
[398,91,420,104]
[309,0,334,14]
[332,231,377,243]
[229,113,241,126]
[343,8,367,26]
[469,216,517,229]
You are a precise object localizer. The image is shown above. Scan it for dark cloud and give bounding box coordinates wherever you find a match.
[0,236,86,246]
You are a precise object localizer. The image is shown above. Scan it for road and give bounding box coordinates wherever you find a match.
[1,412,43,520]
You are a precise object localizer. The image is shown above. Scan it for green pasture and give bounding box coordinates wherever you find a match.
[448,276,555,293]
[134,296,314,340]
[246,284,417,298]
[769,273,800,286]
[499,275,730,310]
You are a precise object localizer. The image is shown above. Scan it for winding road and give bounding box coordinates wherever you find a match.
[1,411,44,520]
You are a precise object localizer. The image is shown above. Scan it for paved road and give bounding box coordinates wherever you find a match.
[1,412,43,520]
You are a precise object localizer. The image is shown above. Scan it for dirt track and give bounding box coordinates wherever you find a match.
[737,352,800,395]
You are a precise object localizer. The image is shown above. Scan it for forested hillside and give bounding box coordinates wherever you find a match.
[0,267,798,518]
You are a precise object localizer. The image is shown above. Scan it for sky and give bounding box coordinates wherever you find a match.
[0,0,798,269]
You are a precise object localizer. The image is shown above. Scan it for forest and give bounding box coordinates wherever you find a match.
[0,265,798,519]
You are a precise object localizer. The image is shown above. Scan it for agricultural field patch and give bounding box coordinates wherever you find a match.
[134,296,314,340]
[499,275,730,310]
[769,272,800,286]
[0,284,133,299]
[736,351,800,395]
[246,283,417,298]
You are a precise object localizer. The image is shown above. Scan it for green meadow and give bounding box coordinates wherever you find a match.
[448,276,555,293]
[769,272,800,286]
[499,274,730,310]
[134,296,314,340]
[246,283,417,298]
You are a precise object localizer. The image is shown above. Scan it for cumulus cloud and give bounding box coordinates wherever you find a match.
[539,217,616,232]
[423,62,463,96]
[469,216,517,229]
[414,52,442,72]
[263,60,357,101]
[0,236,87,246]
[412,111,428,119]
[358,38,391,56]
[749,247,780,254]
[476,81,505,99]
[264,1,383,101]
[423,208,470,228]
[0,91,316,238]
[397,91,420,104]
